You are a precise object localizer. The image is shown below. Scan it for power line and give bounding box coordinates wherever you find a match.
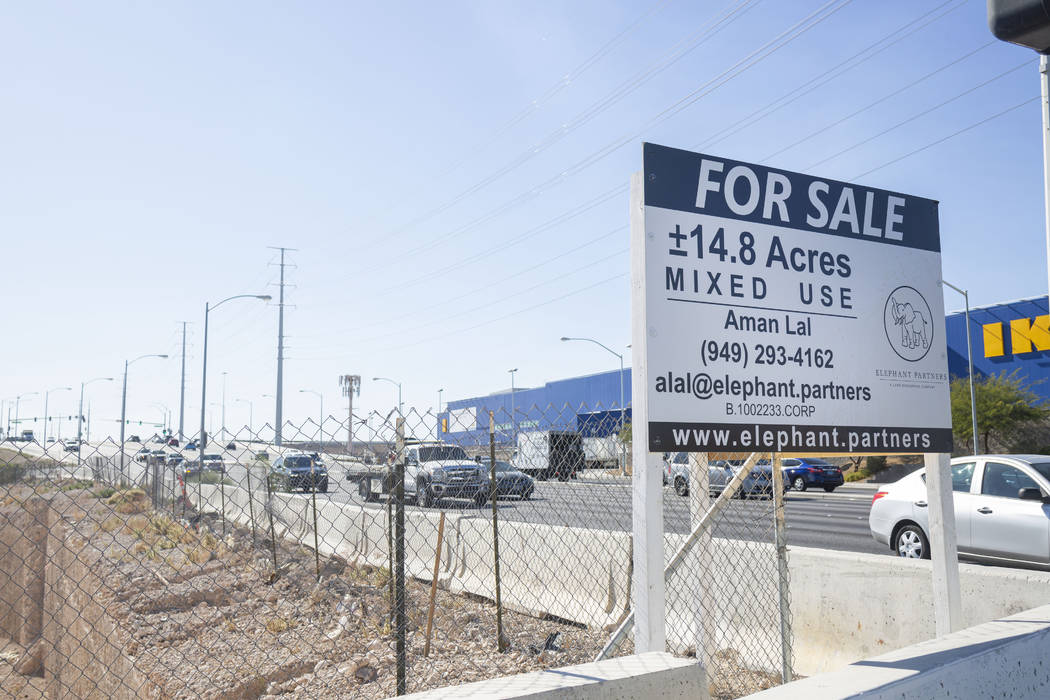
[763,39,994,162]
[301,224,627,339]
[364,0,852,281]
[806,59,1032,171]
[383,0,762,255]
[693,0,968,154]
[377,183,628,295]
[851,95,1040,180]
[356,0,677,255]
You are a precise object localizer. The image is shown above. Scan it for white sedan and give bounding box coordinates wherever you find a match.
[869,454,1050,567]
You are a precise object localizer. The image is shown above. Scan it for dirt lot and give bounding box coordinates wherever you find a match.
[1,480,625,698]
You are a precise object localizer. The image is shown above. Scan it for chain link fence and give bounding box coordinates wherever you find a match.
[0,404,791,698]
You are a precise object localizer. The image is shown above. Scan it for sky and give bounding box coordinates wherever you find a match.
[1,0,1045,441]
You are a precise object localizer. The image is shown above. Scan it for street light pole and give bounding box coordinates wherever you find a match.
[235,398,253,437]
[300,390,323,446]
[43,386,72,448]
[120,355,167,480]
[221,371,228,442]
[942,280,979,455]
[561,336,626,476]
[373,377,403,415]
[14,392,38,441]
[199,294,271,474]
[437,388,444,438]
[507,369,517,443]
[78,377,113,460]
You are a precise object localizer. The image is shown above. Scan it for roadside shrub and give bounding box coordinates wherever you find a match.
[0,462,24,485]
[184,471,233,486]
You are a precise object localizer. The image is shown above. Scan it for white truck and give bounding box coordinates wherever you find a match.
[582,435,622,470]
[351,440,489,508]
[514,430,584,481]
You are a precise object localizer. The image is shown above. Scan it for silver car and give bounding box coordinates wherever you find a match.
[667,453,786,499]
[869,454,1050,567]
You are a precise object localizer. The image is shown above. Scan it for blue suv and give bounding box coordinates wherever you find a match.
[781,457,844,492]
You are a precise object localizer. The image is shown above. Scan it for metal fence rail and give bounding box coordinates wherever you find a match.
[0,405,791,698]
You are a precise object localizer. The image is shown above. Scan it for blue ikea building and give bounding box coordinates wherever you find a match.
[944,295,1050,395]
[440,295,1050,446]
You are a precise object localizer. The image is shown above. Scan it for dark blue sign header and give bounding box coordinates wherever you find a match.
[643,142,941,253]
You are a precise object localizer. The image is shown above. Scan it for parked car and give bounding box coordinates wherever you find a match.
[129,435,141,443]
[781,457,844,492]
[185,441,198,450]
[166,454,184,467]
[870,455,1050,566]
[668,454,786,499]
[226,442,237,450]
[479,458,535,500]
[270,453,328,493]
[167,437,180,447]
[63,440,79,452]
[254,451,270,462]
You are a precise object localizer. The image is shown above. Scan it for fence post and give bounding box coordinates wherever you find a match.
[310,458,320,582]
[220,463,227,537]
[629,169,665,653]
[424,511,446,657]
[264,464,279,579]
[394,416,407,695]
[488,411,507,652]
[771,454,792,683]
[688,452,714,674]
[245,460,257,543]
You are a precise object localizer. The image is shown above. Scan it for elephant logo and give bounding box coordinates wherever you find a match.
[883,286,933,362]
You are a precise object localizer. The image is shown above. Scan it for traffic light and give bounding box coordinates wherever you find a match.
[988,0,1050,53]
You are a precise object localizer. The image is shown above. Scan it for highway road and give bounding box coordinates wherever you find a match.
[10,438,882,556]
[316,474,884,555]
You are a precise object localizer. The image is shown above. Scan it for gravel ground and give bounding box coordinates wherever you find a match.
[2,479,795,699]
[2,481,627,698]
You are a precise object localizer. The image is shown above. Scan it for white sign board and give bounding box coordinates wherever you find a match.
[639,143,951,453]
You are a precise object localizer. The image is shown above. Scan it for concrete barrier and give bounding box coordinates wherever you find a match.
[745,602,1050,699]
[786,545,1050,675]
[399,651,708,700]
[187,484,1050,679]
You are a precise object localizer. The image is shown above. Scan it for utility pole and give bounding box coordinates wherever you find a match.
[340,375,360,456]
[178,321,188,440]
[269,246,296,446]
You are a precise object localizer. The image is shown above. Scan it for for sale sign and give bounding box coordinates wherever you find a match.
[638,143,951,453]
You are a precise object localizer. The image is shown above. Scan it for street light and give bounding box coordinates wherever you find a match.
[508,369,518,442]
[78,377,113,458]
[941,280,979,455]
[373,377,403,415]
[121,355,167,478]
[437,388,444,438]
[235,398,254,438]
[299,390,324,446]
[150,402,171,433]
[561,336,627,475]
[43,386,73,447]
[198,294,271,475]
[13,392,38,440]
[221,371,228,441]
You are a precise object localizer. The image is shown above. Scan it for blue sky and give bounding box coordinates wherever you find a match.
[1,0,1045,439]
